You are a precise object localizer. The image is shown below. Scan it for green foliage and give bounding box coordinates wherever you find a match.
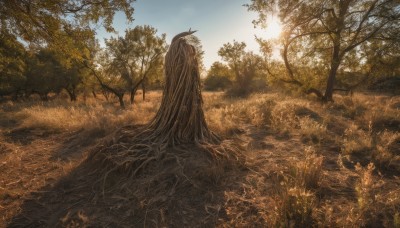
[104,25,167,93]
[0,0,133,100]
[218,41,266,96]
[247,0,400,100]
[204,62,233,91]
[0,30,27,96]
[90,25,167,107]
[21,48,89,100]
[25,49,64,97]
[0,0,134,61]
[361,39,400,92]
[204,75,232,91]
[0,0,134,40]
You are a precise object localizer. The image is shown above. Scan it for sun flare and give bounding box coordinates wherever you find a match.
[264,18,282,40]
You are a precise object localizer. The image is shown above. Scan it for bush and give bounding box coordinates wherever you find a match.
[203,75,232,91]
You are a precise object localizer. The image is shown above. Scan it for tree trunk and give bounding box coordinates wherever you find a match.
[324,1,350,102]
[71,93,77,102]
[323,45,341,102]
[102,90,109,101]
[66,88,77,101]
[281,41,302,86]
[142,82,146,101]
[130,78,144,104]
[130,88,137,104]
[117,94,125,109]
[324,68,338,101]
[40,93,49,101]
[84,61,125,108]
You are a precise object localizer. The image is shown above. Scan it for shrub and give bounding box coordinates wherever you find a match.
[203,75,232,91]
[289,147,324,190]
[278,187,317,227]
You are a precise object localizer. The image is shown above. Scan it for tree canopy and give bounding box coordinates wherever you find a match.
[204,61,233,91]
[0,0,135,60]
[218,41,265,96]
[89,25,167,108]
[247,0,400,100]
[0,29,26,96]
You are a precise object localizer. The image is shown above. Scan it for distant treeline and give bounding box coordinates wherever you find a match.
[1,0,399,105]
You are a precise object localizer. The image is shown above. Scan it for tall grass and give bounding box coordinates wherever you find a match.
[2,92,161,135]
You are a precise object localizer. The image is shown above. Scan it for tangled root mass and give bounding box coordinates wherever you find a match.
[90,30,242,173]
[86,31,244,226]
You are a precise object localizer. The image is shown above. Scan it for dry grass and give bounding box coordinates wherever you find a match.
[4,91,160,132]
[1,91,399,227]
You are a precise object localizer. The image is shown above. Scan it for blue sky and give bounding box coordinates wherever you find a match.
[96,0,268,69]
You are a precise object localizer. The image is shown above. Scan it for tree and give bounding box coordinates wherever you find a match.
[0,29,26,98]
[361,38,400,92]
[25,49,66,100]
[84,26,167,108]
[61,62,91,101]
[89,47,129,108]
[247,0,400,101]
[256,38,285,82]
[218,41,265,96]
[105,25,167,104]
[0,0,135,61]
[362,39,400,80]
[0,0,135,101]
[204,61,233,91]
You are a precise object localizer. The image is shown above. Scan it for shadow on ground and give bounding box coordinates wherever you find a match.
[7,136,248,227]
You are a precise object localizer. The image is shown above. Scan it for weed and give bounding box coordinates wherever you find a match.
[291,147,324,190]
[298,117,327,143]
[274,147,323,226]
[277,187,316,227]
[355,162,375,211]
[341,123,373,155]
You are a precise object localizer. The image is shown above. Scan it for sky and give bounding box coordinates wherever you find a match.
[96,0,276,70]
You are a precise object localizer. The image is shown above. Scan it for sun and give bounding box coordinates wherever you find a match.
[264,18,282,40]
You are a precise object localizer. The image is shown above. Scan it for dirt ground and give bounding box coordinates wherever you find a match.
[1,92,399,227]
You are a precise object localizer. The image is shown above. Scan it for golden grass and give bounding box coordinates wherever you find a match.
[1,90,399,227]
[289,147,324,190]
[342,123,373,155]
[2,91,161,134]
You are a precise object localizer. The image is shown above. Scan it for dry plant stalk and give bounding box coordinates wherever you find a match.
[144,30,220,145]
[90,30,241,178]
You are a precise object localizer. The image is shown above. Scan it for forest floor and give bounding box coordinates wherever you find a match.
[0,91,399,227]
